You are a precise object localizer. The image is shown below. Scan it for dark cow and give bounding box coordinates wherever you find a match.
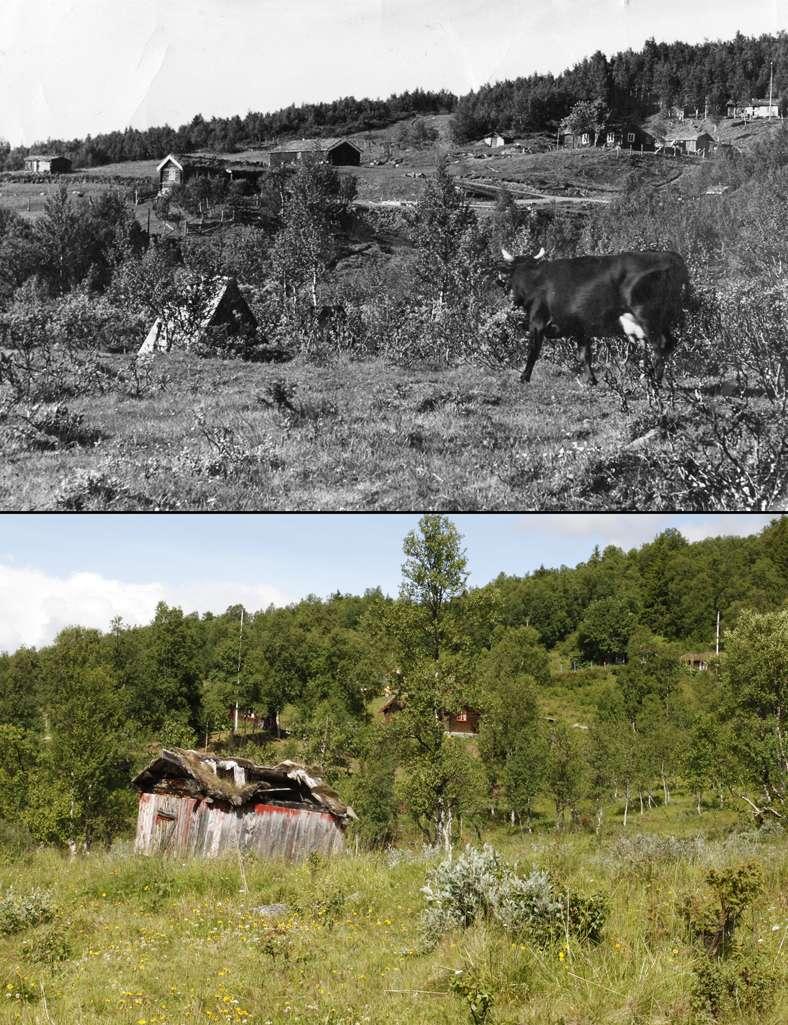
[498,246,689,385]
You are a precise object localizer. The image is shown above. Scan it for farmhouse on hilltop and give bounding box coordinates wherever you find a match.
[268,137,362,168]
[138,276,256,356]
[133,747,356,859]
[23,154,71,173]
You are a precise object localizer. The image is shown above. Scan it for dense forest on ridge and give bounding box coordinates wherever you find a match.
[1,32,785,169]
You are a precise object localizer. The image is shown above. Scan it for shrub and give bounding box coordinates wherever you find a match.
[421,844,608,947]
[682,861,764,957]
[0,888,55,935]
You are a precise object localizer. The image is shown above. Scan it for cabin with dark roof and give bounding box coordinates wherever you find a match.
[666,129,715,155]
[23,154,71,174]
[604,125,660,150]
[268,138,362,168]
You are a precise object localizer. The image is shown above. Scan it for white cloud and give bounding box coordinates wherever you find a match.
[521,514,775,551]
[678,515,777,544]
[0,564,290,654]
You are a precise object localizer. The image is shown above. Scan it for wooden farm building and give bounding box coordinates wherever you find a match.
[559,129,597,149]
[727,98,779,118]
[138,276,256,356]
[665,129,715,155]
[481,131,515,147]
[156,153,267,192]
[380,693,480,735]
[561,125,658,150]
[603,125,660,150]
[132,748,356,859]
[23,154,71,173]
[268,137,362,168]
[443,707,481,736]
[680,652,715,671]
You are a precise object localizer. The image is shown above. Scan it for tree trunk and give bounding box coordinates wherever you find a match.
[623,786,630,827]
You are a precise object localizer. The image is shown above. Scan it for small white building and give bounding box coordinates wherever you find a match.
[482,131,515,148]
[727,98,779,118]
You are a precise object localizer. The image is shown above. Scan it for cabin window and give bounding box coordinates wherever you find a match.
[581,133,590,145]
[456,710,468,722]
[627,132,636,143]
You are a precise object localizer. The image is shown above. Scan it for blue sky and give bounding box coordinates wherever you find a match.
[0,514,776,653]
[1,0,783,145]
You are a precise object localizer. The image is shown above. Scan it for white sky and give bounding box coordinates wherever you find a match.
[0,0,784,145]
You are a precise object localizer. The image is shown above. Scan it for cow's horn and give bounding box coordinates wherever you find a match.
[501,247,515,263]
[534,247,546,260]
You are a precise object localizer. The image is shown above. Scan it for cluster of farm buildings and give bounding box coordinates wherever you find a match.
[20,92,781,180]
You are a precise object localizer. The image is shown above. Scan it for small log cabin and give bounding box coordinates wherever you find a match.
[23,154,71,173]
[132,748,356,859]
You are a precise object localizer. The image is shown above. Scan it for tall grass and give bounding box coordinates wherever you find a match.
[0,808,784,1025]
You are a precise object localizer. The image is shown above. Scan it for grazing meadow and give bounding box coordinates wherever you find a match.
[1,803,785,1025]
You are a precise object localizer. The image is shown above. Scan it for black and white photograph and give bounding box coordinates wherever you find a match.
[0,1,785,507]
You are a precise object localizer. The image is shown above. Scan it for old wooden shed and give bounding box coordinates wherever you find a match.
[23,154,72,173]
[132,748,356,859]
[138,276,256,356]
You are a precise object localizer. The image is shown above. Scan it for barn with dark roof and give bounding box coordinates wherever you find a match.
[268,137,362,168]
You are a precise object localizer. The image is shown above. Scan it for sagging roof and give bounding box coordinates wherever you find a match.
[132,748,356,823]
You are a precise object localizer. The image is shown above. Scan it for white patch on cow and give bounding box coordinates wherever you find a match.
[501,247,515,263]
[619,313,646,341]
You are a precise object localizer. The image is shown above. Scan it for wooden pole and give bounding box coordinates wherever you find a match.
[715,610,720,655]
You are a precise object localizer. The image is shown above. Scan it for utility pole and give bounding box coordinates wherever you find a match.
[769,60,774,117]
[715,610,721,656]
[234,607,244,735]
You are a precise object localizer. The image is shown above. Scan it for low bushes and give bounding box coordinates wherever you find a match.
[0,888,54,935]
[421,844,607,947]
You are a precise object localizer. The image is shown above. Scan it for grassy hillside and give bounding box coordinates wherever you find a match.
[0,808,784,1025]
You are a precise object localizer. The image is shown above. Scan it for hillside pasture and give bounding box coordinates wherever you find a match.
[1,334,784,511]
